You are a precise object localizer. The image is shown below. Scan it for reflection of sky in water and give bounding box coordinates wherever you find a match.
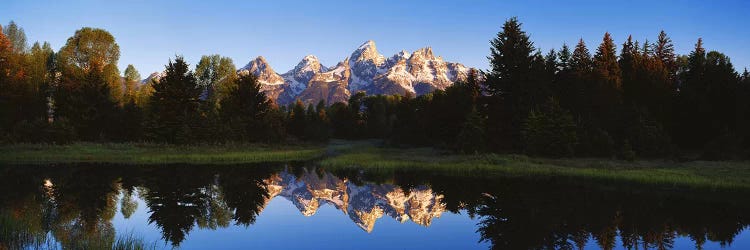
[112,189,488,249]
[112,189,166,248]
[5,165,750,250]
[105,188,750,250]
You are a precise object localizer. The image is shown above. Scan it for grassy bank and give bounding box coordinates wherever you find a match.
[0,143,325,165]
[2,140,749,190]
[321,140,750,190]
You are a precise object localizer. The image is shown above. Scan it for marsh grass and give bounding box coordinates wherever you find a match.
[2,140,748,190]
[112,232,161,250]
[0,142,326,165]
[320,141,750,190]
[2,211,161,250]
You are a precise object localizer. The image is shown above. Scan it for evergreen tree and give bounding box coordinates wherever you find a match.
[740,68,750,150]
[570,39,593,76]
[484,17,537,150]
[304,100,330,142]
[456,108,486,153]
[544,49,559,77]
[219,74,273,142]
[118,99,144,142]
[288,100,307,139]
[593,32,622,91]
[55,65,119,141]
[347,91,367,138]
[145,56,203,143]
[564,39,593,115]
[557,43,571,70]
[620,35,638,104]
[485,17,535,96]
[654,30,677,80]
[521,98,577,157]
[328,102,355,139]
[675,38,708,148]
[553,43,574,110]
[424,75,480,147]
[390,96,423,145]
[592,32,623,135]
[304,104,318,140]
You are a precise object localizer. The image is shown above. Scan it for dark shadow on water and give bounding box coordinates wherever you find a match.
[0,163,748,249]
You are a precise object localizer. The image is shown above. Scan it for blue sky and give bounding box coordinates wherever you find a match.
[2,0,749,77]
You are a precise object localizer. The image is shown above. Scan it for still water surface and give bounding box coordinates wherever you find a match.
[1,164,748,249]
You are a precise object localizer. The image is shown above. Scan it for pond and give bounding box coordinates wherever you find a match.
[1,163,749,249]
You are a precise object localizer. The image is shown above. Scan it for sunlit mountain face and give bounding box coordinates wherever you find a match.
[143,40,471,106]
[1,164,750,249]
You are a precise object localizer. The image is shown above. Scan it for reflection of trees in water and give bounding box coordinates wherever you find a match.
[218,169,272,226]
[467,178,750,250]
[52,167,120,249]
[1,165,749,249]
[0,164,279,248]
[314,167,750,250]
[0,166,121,249]
[137,165,277,246]
[140,168,210,246]
[120,188,138,219]
[0,168,55,249]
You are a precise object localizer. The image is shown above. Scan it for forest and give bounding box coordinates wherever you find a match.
[1,17,749,160]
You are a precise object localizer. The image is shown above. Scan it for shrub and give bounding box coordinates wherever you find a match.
[456,108,486,153]
[521,99,577,157]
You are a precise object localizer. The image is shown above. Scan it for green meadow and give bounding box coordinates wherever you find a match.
[0,143,325,165]
[2,140,749,190]
[320,140,750,190]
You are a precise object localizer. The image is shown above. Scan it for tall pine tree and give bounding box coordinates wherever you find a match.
[484,17,536,150]
[146,56,203,143]
[219,74,273,142]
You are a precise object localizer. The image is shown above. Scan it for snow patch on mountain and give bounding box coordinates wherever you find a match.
[233,40,471,105]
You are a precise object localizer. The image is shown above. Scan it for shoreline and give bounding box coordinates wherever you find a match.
[1,141,749,190]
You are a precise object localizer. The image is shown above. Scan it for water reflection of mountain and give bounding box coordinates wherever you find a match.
[1,164,749,249]
[269,168,446,232]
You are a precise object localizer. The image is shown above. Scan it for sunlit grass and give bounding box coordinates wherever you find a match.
[3,140,749,190]
[0,142,325,165]
[320,141,750,190]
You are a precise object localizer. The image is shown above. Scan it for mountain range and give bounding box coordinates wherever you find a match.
[144,40,471,105]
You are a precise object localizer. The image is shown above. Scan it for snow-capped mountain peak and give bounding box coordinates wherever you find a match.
[287,54,328,76]
[235,40,470,105]
[280,55,330,98]
[141,71,166,85]
[239,56,284,85]
[351,40,385,65]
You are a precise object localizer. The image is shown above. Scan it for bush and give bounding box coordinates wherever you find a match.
[521,99,577,157]
[584,128,615,158]
[702,130,742,160]
[619,140,636,161]
[456,108,485,153]
[6,119,75,144]
[623,109,671,157]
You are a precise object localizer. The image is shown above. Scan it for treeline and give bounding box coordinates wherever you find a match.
[1,19,749,159]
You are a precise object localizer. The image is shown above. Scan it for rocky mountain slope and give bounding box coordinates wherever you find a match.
[241,40,470,105]
[144,40,471,106]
